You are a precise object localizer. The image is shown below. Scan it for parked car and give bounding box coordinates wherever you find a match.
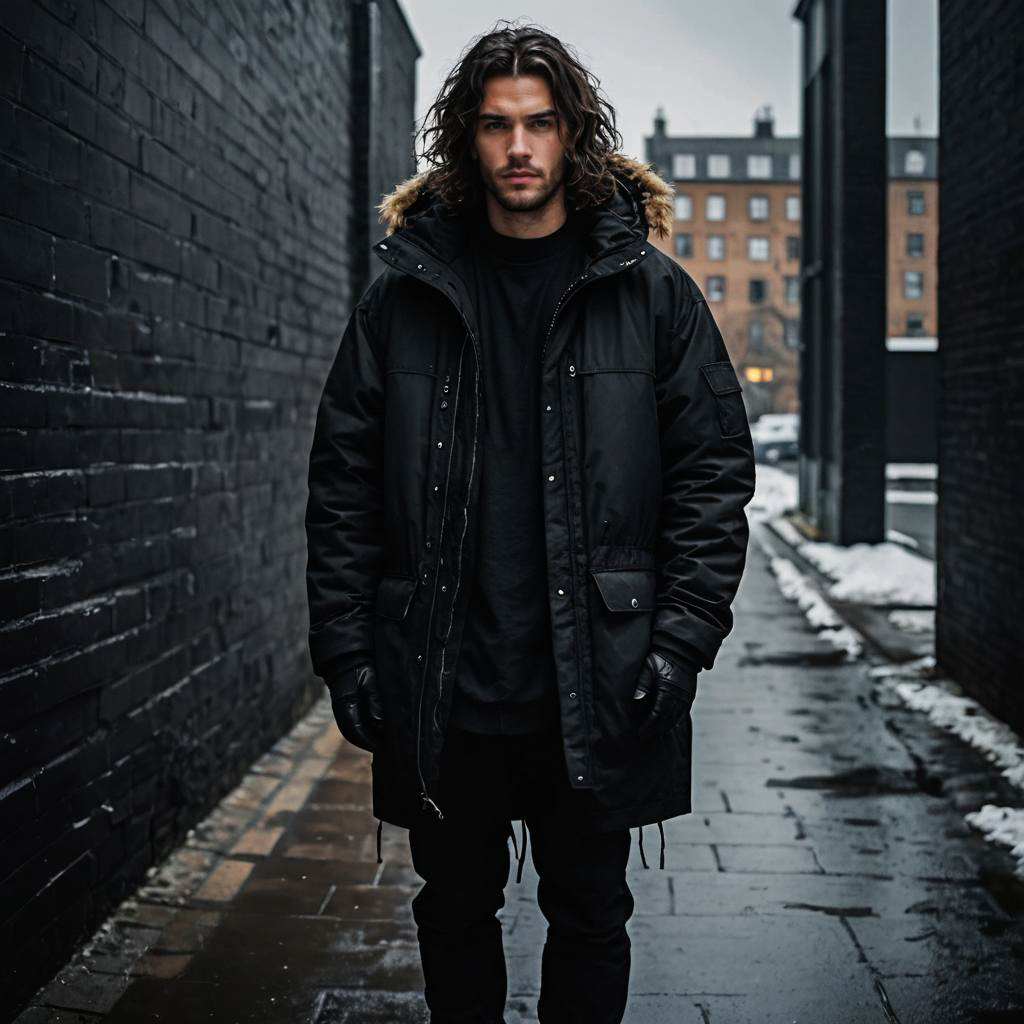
[751,413,800,464]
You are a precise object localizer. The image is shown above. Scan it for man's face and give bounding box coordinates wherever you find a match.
[471,74,568,214]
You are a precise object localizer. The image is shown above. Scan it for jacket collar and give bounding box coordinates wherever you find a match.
[371,152,674,267]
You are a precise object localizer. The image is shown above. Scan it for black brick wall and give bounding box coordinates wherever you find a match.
[936,2,1024,732]
[0,0,418,1013]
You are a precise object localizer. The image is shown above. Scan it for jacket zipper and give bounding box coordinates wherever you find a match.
[373,240,482,822]
[434,338,480,737]
[415,331,469,820]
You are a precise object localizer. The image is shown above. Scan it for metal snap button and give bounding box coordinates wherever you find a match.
[437,441,443,448]
[569,691,577,699]
[631,597,639,608]
[557,588,565,596]
[547,474,555,482]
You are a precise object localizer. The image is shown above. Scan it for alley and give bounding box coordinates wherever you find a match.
[16,522,1024,1024]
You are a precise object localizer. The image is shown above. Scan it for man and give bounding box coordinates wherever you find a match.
[305,22,755,1024]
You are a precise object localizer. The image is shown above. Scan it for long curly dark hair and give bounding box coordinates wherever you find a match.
[417,20,624,212]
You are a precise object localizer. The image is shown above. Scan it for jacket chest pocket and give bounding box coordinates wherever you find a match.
[700,361,746,438]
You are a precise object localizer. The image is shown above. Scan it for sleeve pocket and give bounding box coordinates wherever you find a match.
[700,360,747,438]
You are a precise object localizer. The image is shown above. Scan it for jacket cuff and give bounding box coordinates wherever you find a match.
[319,649,373,689]
[650,638,703,682]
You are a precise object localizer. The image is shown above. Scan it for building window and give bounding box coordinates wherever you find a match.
[707,234,726,260]
[674,233,693,259]
[749,319,765,352]
[747,154,772,179]
[906,313,926,337]
[749,279,767,304]
[904,149,926,175]
[907,190,925,215]
[674,193,692,220]
[906,232,924,257]
[748,195,770,220]
[707,154,731,178]
[785,275,800,304]
[785,195,801,221]
[706,275,725,302]
[789,153,801,179]
[672,153,696,179]
[786,235,801,261]
[785,319,800,348]
[903,271,924,299]
[748,236,770,261]
[706,194,727,221]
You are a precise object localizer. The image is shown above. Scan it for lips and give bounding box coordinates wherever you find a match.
[503,171,539,180]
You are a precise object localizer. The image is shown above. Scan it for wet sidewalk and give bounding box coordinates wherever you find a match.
[16,522,1024,1023]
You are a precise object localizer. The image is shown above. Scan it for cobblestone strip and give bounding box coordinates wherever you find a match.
[14,697,341,1023]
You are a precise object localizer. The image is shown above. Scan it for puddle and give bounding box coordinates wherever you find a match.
[765,765,923,796]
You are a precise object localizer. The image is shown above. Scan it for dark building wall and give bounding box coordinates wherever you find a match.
[352,0,420,291]
[885,350,938,463]
[0,0,417,1013]
[936,2,1024,731]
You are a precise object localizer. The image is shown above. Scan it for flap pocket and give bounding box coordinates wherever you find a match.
[590,568,657,612]
[375,575,419,620]
[700,361,742,395]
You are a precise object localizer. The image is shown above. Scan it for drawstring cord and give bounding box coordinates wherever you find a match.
[376,818,383,864]
[515,819,528,883]
[637,821,667,870]
[508,820,519,861]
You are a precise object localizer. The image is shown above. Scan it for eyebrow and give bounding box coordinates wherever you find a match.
[478,108,558,122]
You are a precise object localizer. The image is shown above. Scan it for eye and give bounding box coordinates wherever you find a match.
[533,118,553,128]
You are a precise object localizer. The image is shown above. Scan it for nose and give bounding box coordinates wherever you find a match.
[508,123,532,161]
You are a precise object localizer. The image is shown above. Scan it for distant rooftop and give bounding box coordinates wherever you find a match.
[645,105,937,182]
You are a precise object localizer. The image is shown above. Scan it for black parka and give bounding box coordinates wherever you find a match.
[305,152,756,841]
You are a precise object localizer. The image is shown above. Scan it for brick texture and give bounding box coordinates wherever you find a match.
[0,0,417,1014]
[936,2,1024,732]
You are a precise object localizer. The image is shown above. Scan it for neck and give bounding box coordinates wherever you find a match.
[483,186,568,239]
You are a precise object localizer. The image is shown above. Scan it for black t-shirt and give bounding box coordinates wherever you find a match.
[448,211,590,734]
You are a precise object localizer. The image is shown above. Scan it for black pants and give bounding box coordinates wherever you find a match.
[408,725,635,1024]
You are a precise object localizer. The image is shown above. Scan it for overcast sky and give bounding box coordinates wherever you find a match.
[398,0,938,165]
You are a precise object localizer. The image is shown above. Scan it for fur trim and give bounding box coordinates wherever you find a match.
[376,152,675,239]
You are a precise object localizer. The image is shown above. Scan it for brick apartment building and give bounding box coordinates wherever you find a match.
[644,108,938,420]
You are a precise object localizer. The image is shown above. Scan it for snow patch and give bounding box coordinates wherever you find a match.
[962,805,1024,880]
[871,661,1024,877]
[768,555,863,659]
[887,609,934,634]
[774,527,935,608]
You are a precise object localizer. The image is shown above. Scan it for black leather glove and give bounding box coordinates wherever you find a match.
[327,663,384,753]
[631,649,697,739]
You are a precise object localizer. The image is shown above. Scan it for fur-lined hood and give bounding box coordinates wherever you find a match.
[376,152,675,241]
